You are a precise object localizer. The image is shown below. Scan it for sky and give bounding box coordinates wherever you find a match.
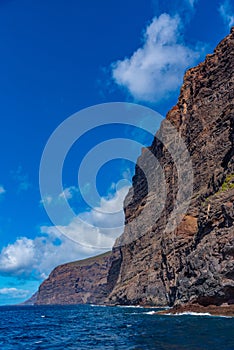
[0,0,233,305]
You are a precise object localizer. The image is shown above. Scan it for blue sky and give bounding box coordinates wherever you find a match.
[0,0,233,304]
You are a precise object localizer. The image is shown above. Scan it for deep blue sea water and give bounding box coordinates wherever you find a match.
[0,305,233,349]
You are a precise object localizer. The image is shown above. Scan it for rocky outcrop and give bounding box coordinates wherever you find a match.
[33,29,234,309]
[157,303,234,317]
[35,252,112,305]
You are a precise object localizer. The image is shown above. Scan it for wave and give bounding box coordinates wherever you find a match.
[169,312,211,316]
[164,312,233,318]
[90,304,107,307]
[116,305,144,308]
[143,311,157,315]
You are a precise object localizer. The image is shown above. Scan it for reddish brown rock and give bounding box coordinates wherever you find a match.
[108,28,234,307]
[33,29,234,311]
[35,252,112,305]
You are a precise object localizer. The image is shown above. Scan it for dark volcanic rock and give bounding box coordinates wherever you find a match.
[33,29,234,309]
[107,28,234,307]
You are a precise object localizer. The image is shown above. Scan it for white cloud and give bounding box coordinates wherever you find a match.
[0,185,130,280]
[0,234,98,280]
[0,238,35,276]
[0,186,6,196]
[111,14,202,102]
[219,0,234,28]
[0,287,30,299]
[42,185,130,250]
[40,186,79,206]
[59,186,78,200]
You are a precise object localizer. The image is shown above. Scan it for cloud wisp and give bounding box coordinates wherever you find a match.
[219,0,234,28]
[111,14,203,103]
[40,186,79,206]
[11,166,32,193]
[0,287,30,299]
[0,186,6,196]
[187,0,197,7]
[58,186,79,200]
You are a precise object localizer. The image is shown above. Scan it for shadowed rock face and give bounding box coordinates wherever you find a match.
[108,28,234,307]
[33,29,234,308]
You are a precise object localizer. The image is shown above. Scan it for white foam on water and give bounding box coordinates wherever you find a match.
[174,312,211,316]
[90,304,107,307]
[41,315,46,318]
[143,311,156,315]
[164,312,233,318]
[116,305,144,308]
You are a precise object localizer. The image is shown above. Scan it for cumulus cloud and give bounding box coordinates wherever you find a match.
[0,185,130,280]
[0,237,36,277]
[0,234,100,280]
[219,0,234,28]
[111,14,202,102]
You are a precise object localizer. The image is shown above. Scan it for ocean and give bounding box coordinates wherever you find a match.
[0,305,233,349]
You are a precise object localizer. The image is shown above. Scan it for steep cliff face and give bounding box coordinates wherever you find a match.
[34,29,234,308]
[108,28,234,306]
[35,252,112,305]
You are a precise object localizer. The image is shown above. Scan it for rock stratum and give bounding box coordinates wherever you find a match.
[35,252,112,305]
[33,29,234,311]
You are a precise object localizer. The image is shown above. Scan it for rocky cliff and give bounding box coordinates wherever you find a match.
[35,252,112,305]
[108,27,234,307]
[34,29,234,308]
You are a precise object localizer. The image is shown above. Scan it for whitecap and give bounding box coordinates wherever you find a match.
[116,305,143,308]
[164,312,225,317]
[90,304,107,307]
[143,311,156,315]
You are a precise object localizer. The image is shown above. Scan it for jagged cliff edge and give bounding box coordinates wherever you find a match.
[30,28,234,310]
